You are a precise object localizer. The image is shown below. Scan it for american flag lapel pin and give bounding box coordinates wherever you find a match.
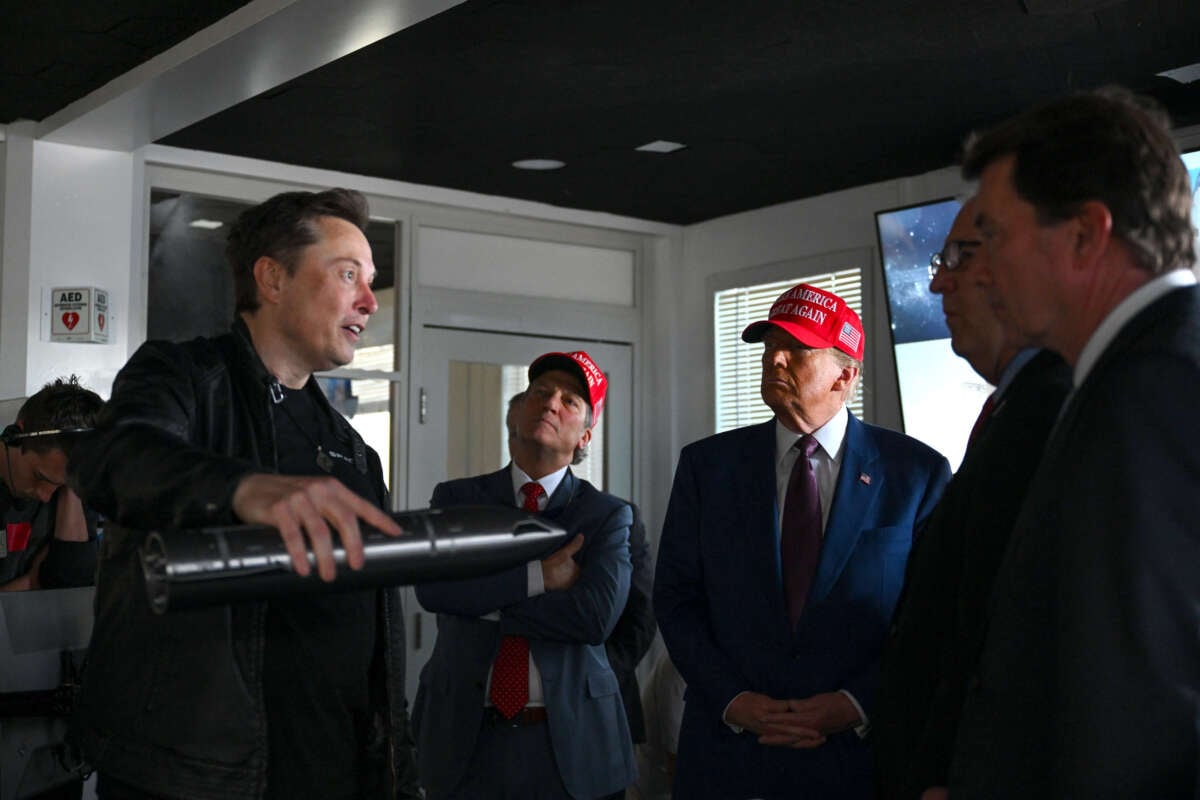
[859,473,871,485]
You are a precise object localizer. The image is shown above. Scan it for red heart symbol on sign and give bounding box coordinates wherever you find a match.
[62,312,80,330]
[98,313,105,331]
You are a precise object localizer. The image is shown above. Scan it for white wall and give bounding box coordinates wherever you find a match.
[1,132,144,401]
[22,142,142,399]
[0,133,975,530]
[1,123,36,401]
[0,136,5,276]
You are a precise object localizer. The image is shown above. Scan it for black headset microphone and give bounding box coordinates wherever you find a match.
[1,424,94,504]
[0,424,93,446]
[1,424,94,488]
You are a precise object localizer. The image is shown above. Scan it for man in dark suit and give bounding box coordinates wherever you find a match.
[947,87,1200,798]
[505,391,658,765]
[655,283,951,800]
[872,199,1071,799]
[414,350,636,800]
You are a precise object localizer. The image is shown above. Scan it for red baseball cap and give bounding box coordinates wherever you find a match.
[528,350,608,422]
[741,283,865,360]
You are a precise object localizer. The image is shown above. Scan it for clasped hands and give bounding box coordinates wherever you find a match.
[725,690,861,749]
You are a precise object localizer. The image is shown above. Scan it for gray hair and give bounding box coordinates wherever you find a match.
[829,350,863,406]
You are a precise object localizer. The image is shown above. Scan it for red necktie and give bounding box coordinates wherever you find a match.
[967,393,997,448]
[781,435,822,628]
[489,481,544,718]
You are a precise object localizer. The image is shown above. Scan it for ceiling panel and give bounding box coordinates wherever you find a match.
[6,0,1200,223]
[0,1,251,124]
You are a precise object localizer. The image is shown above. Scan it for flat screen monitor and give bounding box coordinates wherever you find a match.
[875,197,990,471]
[877,151,1200,473]
[1185,149,1200,256]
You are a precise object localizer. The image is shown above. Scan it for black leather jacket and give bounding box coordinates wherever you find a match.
[70,319,419,800]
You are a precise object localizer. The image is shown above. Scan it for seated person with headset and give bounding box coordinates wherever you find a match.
[0,376,103,591]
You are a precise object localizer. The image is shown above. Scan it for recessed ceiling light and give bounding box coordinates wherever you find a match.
[189,219,224,230]
[636,140,687,154]
[512,159,566,170]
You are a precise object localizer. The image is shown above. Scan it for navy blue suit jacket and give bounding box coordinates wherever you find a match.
[655,413,950,799]
[413,468,635,799]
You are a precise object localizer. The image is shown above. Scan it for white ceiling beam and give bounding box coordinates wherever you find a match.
[38,0,466,151]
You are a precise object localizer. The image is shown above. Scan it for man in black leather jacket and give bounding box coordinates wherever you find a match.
[70,189,419,800]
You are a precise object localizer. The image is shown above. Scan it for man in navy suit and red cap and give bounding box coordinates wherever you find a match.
[414,350,636,800]
[655,283,950,799]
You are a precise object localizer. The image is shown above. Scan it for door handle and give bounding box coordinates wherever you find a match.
[419,387,427,424]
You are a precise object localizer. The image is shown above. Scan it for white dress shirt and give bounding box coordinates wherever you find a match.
[774,405,848,531]
[481,462,568,709]
[1073,269,1197,387]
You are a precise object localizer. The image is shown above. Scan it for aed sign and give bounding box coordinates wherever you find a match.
[50,286,110,343]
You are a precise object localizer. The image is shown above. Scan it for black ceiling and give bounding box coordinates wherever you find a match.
[0,1,249,124]
[8,0,1200,224]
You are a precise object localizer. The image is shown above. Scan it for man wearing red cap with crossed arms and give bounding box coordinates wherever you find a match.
[414,350,635,800]
[655,284,950,799]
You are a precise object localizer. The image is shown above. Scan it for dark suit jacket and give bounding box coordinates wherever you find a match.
[605,503,656,744]
[413,467,636,800]
[655,413,951,800]
[950,285,1200,798]
[873,349,1071,799]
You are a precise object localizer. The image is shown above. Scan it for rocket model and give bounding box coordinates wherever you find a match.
[139,504,567,613]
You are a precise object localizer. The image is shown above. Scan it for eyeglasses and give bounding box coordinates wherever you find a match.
[928,239,982,280]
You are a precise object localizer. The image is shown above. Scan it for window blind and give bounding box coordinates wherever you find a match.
[714,268,865,433]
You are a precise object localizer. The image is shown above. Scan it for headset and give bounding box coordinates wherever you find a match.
[0,424,93,446]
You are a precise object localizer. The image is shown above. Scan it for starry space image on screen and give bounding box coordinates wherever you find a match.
[1185,150,1200,258]
[876,198,961,345]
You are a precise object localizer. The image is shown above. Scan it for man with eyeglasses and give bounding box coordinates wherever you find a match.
[871,198,1070,800]
[946,88,1200,797]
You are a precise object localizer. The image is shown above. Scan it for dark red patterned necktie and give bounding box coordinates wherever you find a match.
[489,481,544,717]
[781,435,822,628]
[967,393,997,448]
